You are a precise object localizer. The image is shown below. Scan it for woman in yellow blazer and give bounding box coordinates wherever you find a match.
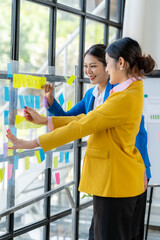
[7,37,155,240]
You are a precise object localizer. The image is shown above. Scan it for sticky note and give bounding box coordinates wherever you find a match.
[44,96,47,108]
[0,167,5,182]
[24,95,30,107]
[14,156,19,170]
[39,149,45,162]
[30,95,34,108]
[3,143,8,158]
[4,110,9,125]
[8,142,13,156]
[35,96,40,109]
[11,127,17,136]
[19,95,25,109]
[55,172,60,185]
[65,151,69,164]
[18,149,23,153]
[8,164,13,180]
[58,93,65,106]
[59,151,64,163]
[7,63,13,77]
[67,75,76,85]
[54,156,58,168]
[4,87,9,101]
[13,74,46,89]
[35,151,41,163]
[66,101,72,111]
[25,156,29,170]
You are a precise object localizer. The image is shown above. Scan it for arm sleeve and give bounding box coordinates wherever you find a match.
[47,97,86,116]
[135,115,151,179]
[39,92,139,152]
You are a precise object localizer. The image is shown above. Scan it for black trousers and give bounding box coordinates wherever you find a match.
[88,191,147,240]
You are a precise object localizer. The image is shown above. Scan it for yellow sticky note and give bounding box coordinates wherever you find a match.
[67,75,76,85]
[67,101,72,111]
[18,149,23,153]
[35,151,41,163]
[0,167,5,182]
[25,156,29,170]
[54,156,58,169]
[8,142,13,156]
[13,74,46,89]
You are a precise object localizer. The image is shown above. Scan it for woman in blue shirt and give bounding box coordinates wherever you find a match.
[42,44,151,240]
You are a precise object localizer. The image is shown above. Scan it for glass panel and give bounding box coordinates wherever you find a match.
[109,26,118,44]
[57,0,80,9]
[50,215,72,239]
[56,10,80,76]
[85,19,104,52]
[19,0,49,73]
[0,217,7,236]
[79,205,93,239]
[110,0,120,23]
[86,0,105,18]
[14,226,44,239]
[0,0,12,71]
[14,199,45,230]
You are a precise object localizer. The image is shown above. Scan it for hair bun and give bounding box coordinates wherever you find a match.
[137,55,155,74]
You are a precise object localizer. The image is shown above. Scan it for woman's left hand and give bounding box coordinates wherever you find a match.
[6,129,39,150]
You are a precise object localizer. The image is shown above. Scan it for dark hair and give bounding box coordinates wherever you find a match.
[105,37,155,76]
[84,44,107,67]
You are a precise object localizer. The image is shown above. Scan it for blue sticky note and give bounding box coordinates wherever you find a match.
[11,127,17,136]
[14,156,19,170]
[35,96,40,109]
[58,93,65,106]
[24,95,30,107]
[65,151,69,164]
[39,149,45,162]
[19,95,25,109]
[59,151,64,163]
[4,87,9,101]
[30,95,34,108]
[7,63,13,77]
[4,111,9,125]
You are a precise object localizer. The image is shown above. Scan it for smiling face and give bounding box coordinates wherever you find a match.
[84,54,109,86]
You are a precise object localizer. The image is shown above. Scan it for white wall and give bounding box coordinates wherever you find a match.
[123,0,160,70]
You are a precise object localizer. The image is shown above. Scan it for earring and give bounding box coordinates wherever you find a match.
[120,67,123,71]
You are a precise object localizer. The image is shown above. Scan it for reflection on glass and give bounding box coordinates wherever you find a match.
[79,205,93,239]
[50,216,72,239]
[86,0,105,18]
[0,217,8,236]
[85,19,104,52]
[0,0,11,70]
[14,200,44,230]
[109,26,118,44]
[14,226,44,239]
[110,0,120,23]
[56,10,80,76]
[19,0,49,73]
[57,0,80,9]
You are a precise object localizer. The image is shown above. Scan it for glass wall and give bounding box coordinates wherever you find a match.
[0,0,125,239]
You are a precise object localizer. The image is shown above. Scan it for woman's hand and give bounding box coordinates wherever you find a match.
[41,83,54,106]
[24,106,48,125]
[6,129,39,150]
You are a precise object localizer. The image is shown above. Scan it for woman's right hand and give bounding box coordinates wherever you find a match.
[24,106,48,125]
[41,83,54,106]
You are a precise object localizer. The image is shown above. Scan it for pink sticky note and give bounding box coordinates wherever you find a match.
[8,164,13,180]
[55,172,60,185]
[44,96,47,108]
[158,131,160,142]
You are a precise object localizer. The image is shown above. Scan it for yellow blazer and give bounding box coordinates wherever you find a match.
[39,81,145,198]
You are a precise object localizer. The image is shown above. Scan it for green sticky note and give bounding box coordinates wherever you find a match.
[54,156,58,169]
[67,75,76,85]
[35,151,41,163]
